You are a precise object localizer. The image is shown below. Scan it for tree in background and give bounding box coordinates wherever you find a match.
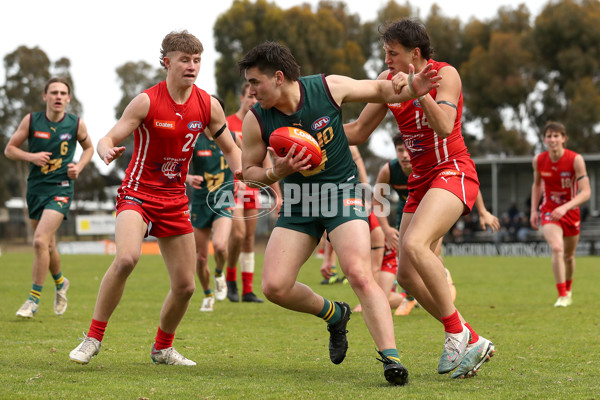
[530,0,600,151]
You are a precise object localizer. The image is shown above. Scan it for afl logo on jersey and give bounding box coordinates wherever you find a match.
[188,121,204,131]
[154,120,175,130]
[311,116,330,131]
[60,133,72,141]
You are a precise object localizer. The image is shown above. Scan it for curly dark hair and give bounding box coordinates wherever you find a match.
[380,18,434,60]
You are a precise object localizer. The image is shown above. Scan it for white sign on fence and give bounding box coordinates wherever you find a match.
[76,214,115,235]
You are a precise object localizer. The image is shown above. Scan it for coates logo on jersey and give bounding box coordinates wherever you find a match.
[196,150,212,157]
[311,116,330,131]
[34,131,51,139]
[188,121,203,131]
[60,133,72,141]
[154,120,175,130]
[344,198,364,207]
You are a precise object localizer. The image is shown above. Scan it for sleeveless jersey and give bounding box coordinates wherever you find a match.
[537,149,580,211]
[252,74,357,186]
[27,111,79,190]
[388,158,409,219]
[226,113,243,137]
[386,60,469,176]
[189,132,234,202]
[120,81,211,197]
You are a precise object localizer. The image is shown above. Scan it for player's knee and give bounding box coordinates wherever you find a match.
[400,237,423,263]
[261,281,285,304]
[212,240,227,256]
[564,254,575,265]
[172,282,195,299]
[550,244,564,257]
[344,268,370,292]
[32,236,50,252]
[112,253,140,277]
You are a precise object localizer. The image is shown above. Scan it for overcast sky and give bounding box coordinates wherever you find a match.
[1,0,550,171]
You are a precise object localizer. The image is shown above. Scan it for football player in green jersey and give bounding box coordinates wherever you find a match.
[237,41,440,386]
[5,77,94,318]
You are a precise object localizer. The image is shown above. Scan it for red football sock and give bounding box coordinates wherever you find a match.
[565,279,573,292]
[88,319,108,342]
[226,265,237,282]
[441,310,463,334]
[556,282,567,297]
[464,322,479,345]
[242,271,253,295]
[154,327,175,350]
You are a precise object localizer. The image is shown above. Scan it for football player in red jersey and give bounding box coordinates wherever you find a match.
[530,121,590,307]
[344,18,495,379]
[69,31,242,366]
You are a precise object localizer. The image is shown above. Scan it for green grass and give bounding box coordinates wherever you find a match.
[1,252,599,399]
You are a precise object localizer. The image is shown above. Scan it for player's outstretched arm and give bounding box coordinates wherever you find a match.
[328,63,440,107]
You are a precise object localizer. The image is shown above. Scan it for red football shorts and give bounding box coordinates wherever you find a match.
[540,207,581,236]
[235,187,262,210]
[116,189,193,238]
[380,246,398,275]
[404,158,479,216]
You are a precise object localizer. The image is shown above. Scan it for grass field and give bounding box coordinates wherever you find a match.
[1,251,599,399]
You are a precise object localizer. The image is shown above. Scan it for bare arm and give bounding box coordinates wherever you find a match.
[474,190,500,232]
[530,155,543,230]
[349,146,368,184]
[97,93,150,165]
[415,65,461,138]
[68,119,94,180]
[262,153,283,211]
[327,63,440,114]
[4,115,53,166]
[549,155,591,221]
[343,71,390,146]
[373,164,400,249]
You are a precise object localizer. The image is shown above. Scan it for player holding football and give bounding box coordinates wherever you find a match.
[224,82,281,303]
[238,41,441,385]
[5,77,94,319]
[344,18,496,379]
[530,121,590,307]
[69,31,242,366]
